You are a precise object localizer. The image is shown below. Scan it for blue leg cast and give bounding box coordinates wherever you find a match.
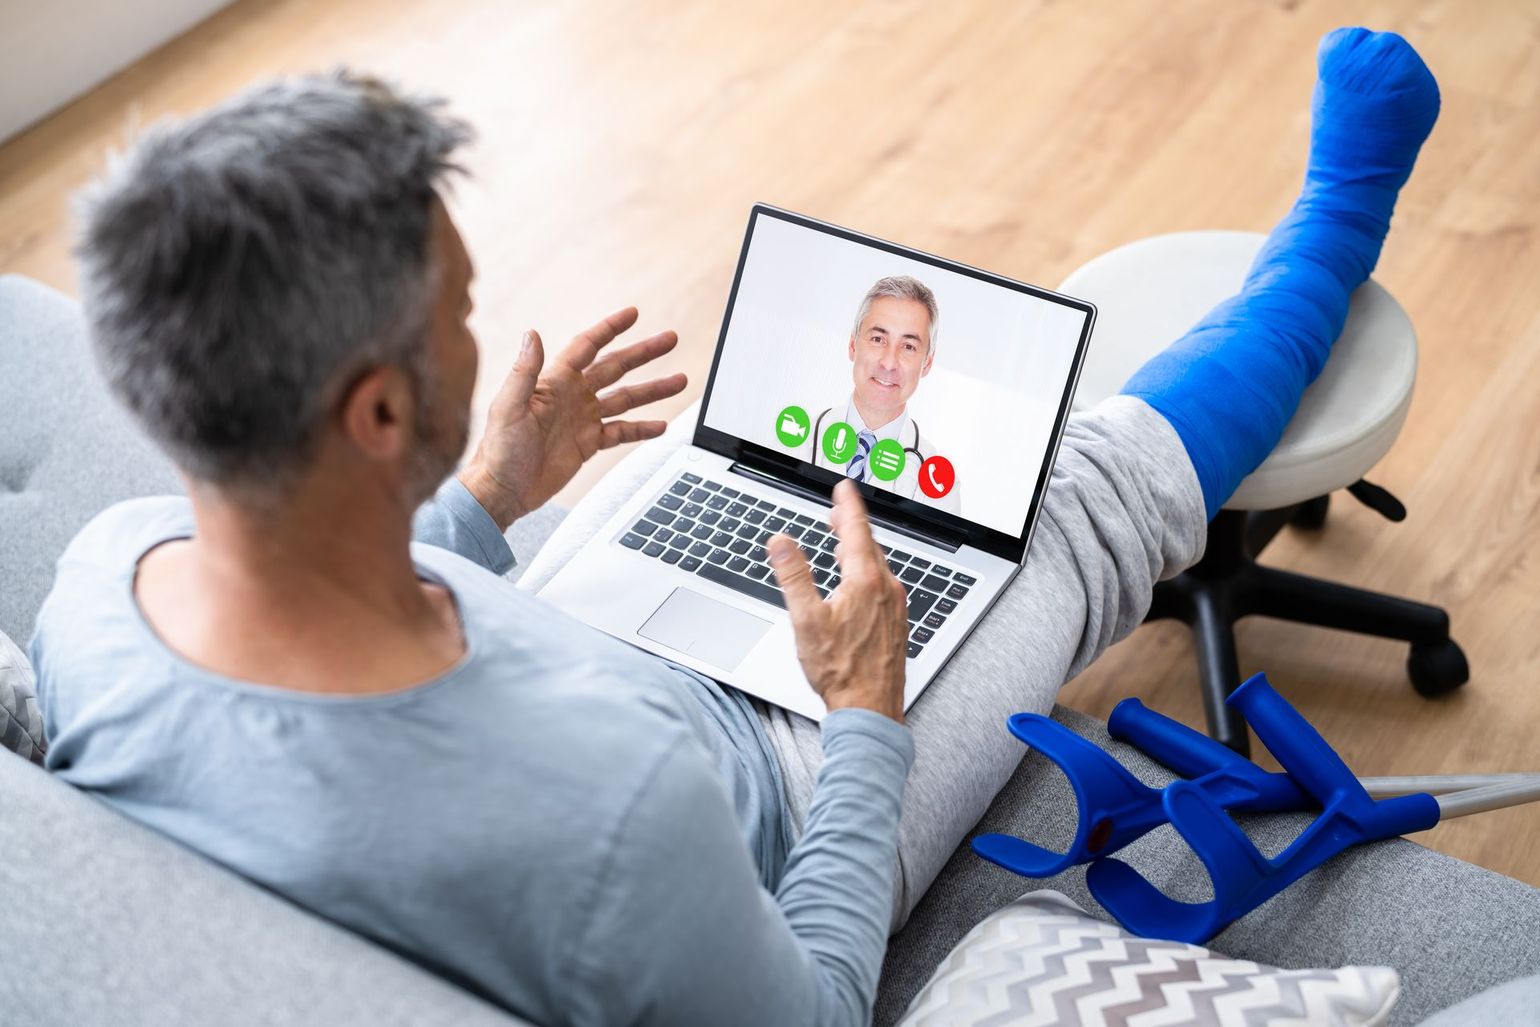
[1121,27,1441,518]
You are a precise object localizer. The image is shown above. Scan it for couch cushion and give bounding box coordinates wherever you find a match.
[0,749,527,1026]
[876,705,1540,1027]
[0,275,180,643]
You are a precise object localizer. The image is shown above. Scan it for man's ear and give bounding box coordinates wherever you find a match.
[920,344,935,378]
[338,366,416,464]
[848,333,857,362]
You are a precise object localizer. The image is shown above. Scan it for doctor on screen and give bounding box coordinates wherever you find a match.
[793,275,962,515]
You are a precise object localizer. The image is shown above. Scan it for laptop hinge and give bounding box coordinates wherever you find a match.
[728,461,965,554]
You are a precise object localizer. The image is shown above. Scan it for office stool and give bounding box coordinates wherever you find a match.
[1061,231,1467,755]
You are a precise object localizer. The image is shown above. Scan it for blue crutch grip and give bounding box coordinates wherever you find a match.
[1087,674,1441,944]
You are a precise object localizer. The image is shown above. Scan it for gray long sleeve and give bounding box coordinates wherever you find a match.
[569,708,914,1027]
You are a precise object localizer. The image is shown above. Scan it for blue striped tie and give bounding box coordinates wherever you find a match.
[846,430,877,482]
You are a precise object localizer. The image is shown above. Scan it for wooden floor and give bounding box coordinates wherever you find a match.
[3,0,1537,887]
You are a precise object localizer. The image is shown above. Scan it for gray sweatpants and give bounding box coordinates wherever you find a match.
[521,394,1207,930]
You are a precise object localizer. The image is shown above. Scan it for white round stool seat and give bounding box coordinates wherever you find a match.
[1062,231,1418,511]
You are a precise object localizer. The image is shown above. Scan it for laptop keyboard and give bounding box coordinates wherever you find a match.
[617,472,977,661]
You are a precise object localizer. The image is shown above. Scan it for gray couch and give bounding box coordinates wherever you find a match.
[2,273,1537,1025]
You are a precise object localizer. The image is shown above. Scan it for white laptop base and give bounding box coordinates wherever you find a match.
[537,444,1018,722]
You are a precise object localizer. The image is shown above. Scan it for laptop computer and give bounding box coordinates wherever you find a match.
[538,204,1095,720]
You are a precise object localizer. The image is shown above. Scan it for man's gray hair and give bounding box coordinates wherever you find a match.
[74,70,473,492]
[851,275,939,357]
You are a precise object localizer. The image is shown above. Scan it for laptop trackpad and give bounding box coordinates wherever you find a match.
[638,587,772,672]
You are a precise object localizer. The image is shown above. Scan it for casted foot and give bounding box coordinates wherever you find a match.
[1407,638,1469,698]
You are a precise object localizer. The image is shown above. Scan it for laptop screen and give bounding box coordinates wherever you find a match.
[695,206,1094,562]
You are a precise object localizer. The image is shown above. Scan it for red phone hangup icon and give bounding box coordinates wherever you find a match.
[918,456,955,499]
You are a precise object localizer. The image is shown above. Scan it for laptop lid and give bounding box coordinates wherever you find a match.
[694,204,1095,564]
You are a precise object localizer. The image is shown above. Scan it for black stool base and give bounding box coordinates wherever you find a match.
[1148,498,1469,755]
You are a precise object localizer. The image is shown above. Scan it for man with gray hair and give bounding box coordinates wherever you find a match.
[794,274,963,514]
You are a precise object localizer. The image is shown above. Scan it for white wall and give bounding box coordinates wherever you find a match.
[0,0,232,143]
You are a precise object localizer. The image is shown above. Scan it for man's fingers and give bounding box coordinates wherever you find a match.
[828,480,883,576]
[768,534,823,630]
[489,329,545,417]
[596,372,688,418]
[598,419,669,448]
[555,306,640,371]
[584,330,679,391]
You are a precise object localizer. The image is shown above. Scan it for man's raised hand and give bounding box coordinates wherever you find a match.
[460,307,688,529]
[768,480,909,723]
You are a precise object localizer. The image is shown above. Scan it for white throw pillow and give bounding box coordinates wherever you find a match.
[0,628,46,765]
[901,890,1399,1027]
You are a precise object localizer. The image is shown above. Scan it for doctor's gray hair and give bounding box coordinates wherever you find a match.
[73,70,473,495]
[851,275,940,358]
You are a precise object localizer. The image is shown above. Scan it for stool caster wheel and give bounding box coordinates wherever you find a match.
[1407,639,1469,698]
[1292,495,1330,531]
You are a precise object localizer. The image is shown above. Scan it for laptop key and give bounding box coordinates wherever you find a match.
[900,567,925,584]
[812,569,830,586]
[728,556,750,573]
[953,572,977,587]
[921,574,949,592]
[634,520,658,537]
[887,559,904,575]
[911,626,934,644]
[820,536,837,553]
[657,494,684,511]
[745,509,767,525]
[668,481,691,497]
[708,548,730,565]
[777,507,797,519]
[681,556,702,571]
[662,548,682,565]
[673,519,696,535]
[923,611,945,630]
[757,530,772,544]
[654,528,674,544]
[736,524,757,540]
[726,502,748,518]
[907,588,939,622]
[747,564,771,580]
[720,487,739,499]
[738,494,758,507]
[730,539,752,555]
[689,541,712,557]
[803,532,825,548]
[936,597,957,614]
[702,481,721,492]
[644,541,667,558]
[793,514,813,526]
[814,552,836,570]
[691,524,713,541]
[784,525,805,540]
[619,532,646,550]
[891,549,915,564]
[644,506,674,525]
[711,531,733,547]
[706,495,729,510]
[681,503,703,518]
[755,499,775,511]
[720,517,741,532]
[931,565,954,578]
[698,562,785,609]
[749,546,768,562]
[669,534,691,550]
[700,511,722,525]
[682,472,702,484]
[906,642,923,659]
[764,516,786,532]
[947,583,971,600]
[689,488,710,502]
[909,557,931,571]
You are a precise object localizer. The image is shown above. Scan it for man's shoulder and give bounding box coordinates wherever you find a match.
[59,496,193,572]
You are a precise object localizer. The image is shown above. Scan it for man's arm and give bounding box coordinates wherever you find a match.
[412,475,517,574]
[567,710,913,1027]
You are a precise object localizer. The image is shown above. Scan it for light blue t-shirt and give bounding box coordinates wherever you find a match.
[33,480,914,1027]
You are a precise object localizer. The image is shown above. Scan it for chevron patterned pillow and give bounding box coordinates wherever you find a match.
[1,628,46,766]
[900,891,1399,1027]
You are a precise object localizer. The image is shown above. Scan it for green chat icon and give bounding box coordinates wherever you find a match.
[775,405,810,448]
[869,438,906,482]
[821,421,859,464]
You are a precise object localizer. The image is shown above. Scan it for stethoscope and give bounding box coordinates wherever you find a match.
[811,407,927,473]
